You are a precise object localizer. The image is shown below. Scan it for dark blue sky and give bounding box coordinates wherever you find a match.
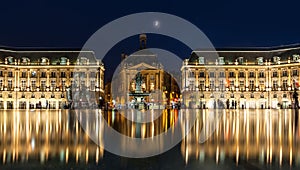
[1,0,300,81]
[1,0,300,48]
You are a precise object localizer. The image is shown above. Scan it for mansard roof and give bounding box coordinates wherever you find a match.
[188,44,300,64]
[0,46,100,65]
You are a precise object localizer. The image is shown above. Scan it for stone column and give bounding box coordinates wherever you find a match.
[235,69,238,89]
[27,69,30,88]
[255,69,258,88]
[288,67,291,87]
[195,70,199,91]
[245,69,248,87]
[278,68,281,88]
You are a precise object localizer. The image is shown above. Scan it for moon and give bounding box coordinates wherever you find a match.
[153,20,160,28]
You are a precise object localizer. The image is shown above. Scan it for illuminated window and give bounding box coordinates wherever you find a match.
[8,71,13,77]
[51,72,56,78]
[31,71,36,78]
[199,72,205,77]
[282,70,288,77]
[60,72,66,78]
[259,71,264,78]
[90,72,96,78]
[21,72,27,78]
[41,81,46,91]
[273,80,278,90]
[90,80,95,90]
[283,80,288,90]
[293,69,298,76]
[230,80,234,87]
[219,80,225,90]
[239,72,244,78]
[199,81,205,90]
[21,80,26,91]
[31,80,36,90]
[249,72,255,78]
[239,81,244,87]
[219,72,225,78]
[51,80,56,90]
[249,80,254,90]
[209,80,214,89]
[8,80,12,90]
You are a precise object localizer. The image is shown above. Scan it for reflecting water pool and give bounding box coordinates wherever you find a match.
[0,109,299,169]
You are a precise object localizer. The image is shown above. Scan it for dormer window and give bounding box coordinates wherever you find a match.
[41,57,49,65]
[257,57,263,65]
[218,57,224,65]
[273,56,280,64]
[80,57,88,65]
[5,56,14,64]
[60,57,68,65]
[293,54,300,62]
[237,57,244,64]
[198,57,204,64]
[21,57,30,65]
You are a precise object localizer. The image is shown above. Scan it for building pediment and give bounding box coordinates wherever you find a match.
[126,62,158,70]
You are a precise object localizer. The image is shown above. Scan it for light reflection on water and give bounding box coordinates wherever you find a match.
[0,109,299,169]
[182,109,300,168]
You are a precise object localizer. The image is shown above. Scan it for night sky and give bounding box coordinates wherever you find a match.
[1,0,300,81]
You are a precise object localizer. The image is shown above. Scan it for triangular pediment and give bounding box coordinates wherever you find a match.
[127,62,158,70]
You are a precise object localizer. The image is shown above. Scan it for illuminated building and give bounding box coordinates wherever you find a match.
[182,45,300,109]
[111,34,180,108]
[0,48,105,109]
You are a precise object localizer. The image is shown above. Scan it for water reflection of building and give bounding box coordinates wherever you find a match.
[111,34,180,108]
[181,109,300,167]
[0,48,105,109]
[182,46,300,109]
[0,109,178,164]
[0,110,103,164]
